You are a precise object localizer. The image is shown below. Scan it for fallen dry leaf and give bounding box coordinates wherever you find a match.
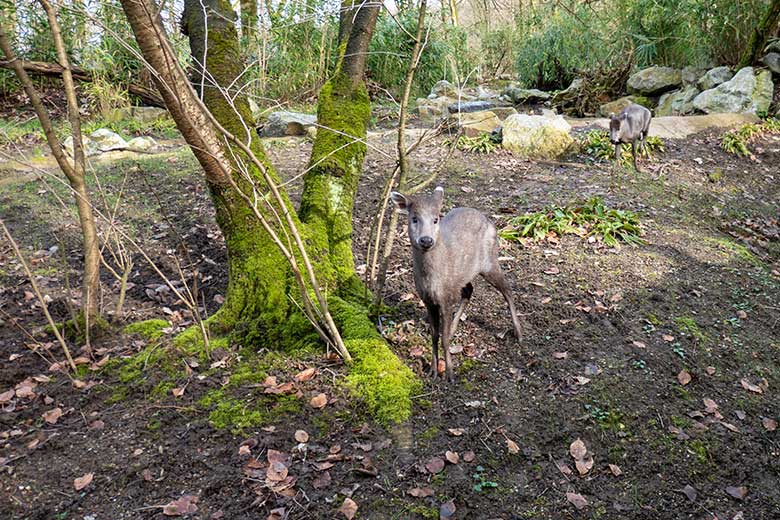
[662,334,675,342]
[462,451,475,462]
[553,351,568,359]
[42,407,63,425]
[703,398,718,413]
[726,486,748,500]
[294,368,317,382]
[439,499,456,519]
[238,445,251,456]
[408,487,434,498]
[544,266,560,275]
[337,497,358,519]
[445,450,459,464]
[705,366,716,375]
[163,495,199,516]
[575,457,594,476]
[762,417,777,431]
[266,461,289,482]
[566,492,588,510]
[310,393,328,409]
[632,340,647,349]
[73,472,94,491]
[677,370,691,386]
[608,464,623,476]
[740,378,763,394]
[312,471,331,489]
[682,484,697,502]
[506,438,520,454]
[555,460,572,476]
[425,456,445,474]
[0,388,14,403]
[267,508,285,520]
[569,438,587,460]
[447,428,465,436]
[736,310,747,319]
[294,430,309,443]
[574,376,591,386]
[172,387,185,397]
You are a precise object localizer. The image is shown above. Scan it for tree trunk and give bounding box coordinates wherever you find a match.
[120,0,418,422]
[738,0,780,69]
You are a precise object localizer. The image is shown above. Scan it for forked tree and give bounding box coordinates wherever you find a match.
[118,0,418,422]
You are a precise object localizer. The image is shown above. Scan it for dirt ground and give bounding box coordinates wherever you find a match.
[1,116,779,520]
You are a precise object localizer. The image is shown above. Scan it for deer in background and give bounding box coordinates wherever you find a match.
[610,103,652,172]
[391,186,522,382]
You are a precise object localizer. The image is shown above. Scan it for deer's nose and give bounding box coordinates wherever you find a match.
[418,236,434,249]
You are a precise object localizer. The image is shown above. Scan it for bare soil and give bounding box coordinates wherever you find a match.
[1,120,779,519]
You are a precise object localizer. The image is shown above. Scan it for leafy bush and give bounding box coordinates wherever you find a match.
[368,11,476,98]
[721,118,780,157]
[581,130,664,166]
[500,197,644,247]
[446,133,499,154]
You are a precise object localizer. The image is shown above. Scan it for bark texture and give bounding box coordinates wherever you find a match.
[738,0,780,68]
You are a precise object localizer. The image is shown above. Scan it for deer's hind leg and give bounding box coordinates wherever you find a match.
[482,267,522,341]
[450,282,473,338]
[425,302,441,379]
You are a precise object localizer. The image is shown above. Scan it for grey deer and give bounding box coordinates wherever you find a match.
[391,186,522,382]
[609,103,652,172]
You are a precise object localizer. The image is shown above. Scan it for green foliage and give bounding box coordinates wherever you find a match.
[721,118,780,157]
[500,197,644,247]
[581,130,664,166]
[368,11,476,98]
[473,466,499,492]
[446,133,499,154]
[124,319,170,341]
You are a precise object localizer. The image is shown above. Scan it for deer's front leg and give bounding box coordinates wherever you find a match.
[426,303,441,379]
[440,303,455,382]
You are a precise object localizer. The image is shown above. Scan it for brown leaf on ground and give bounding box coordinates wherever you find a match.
[703,398,718,413]
[265,382,295,395]
[447,428,465,436]
[506,438,520,454]
[42,407,62,424]
[294,368,317,382]
[267,449,289,465]
[632,340,647,349]
[740,379,763,394]
[555,460,572,476]
[439,499,456,519]
[726,486,748,500]
[0,389,14,403]
[337,498,358,519]
[266,462,289,482]
[312,471,331,489]
[569,438,587,460]
[267,508,285,520]
[553,351,568,359]
[608,464,623,476]
[73,472,93,491]
[172,387,185,397]
[163,495,199,516]
[238,445,251,456]
[294,430,309,443]
[445,450,459,464]
[662,334,674,342]
[575,457,594,476]
[682,484,697,501]
[762,417,777,431]
[705,366,716,375]
[310,393,328,409]
[262,375,277,387]
[408,486,434,497]
[462,451,475,462]
[425,456,445,474]
[566,492,588,510]
[677,370,691,385]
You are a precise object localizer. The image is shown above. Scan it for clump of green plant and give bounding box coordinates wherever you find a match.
[581,130,664,166]
[721,118,780,157]
[500,197,644,247]
[472,466,498,492]
[446,133,499,154]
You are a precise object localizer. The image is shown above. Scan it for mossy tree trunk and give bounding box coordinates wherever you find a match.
[738,0,780,69]
[120,0,418,421]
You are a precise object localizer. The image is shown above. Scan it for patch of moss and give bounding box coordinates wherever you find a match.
[458,358,480,374]
[708,237,764,267]
[675,316,708,344]
[199,388,302,433]
[151,380,176,400]
[420,426,439,440]
[124,319,170,341]
[688,439,710,465]
[106,385,129,404]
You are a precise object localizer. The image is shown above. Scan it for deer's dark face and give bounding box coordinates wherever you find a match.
[390,187,444,252]
[609,114,624,144]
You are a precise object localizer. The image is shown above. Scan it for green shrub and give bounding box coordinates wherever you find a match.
[446,133,499,154]
[581,130,664,166]
[721,118,780,157]
[500,197,644,247]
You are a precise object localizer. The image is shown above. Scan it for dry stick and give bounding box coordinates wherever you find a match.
[372,1,427,305]
[1,220,78,373]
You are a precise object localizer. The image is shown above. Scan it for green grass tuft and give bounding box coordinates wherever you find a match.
[721,118,780,157]
[581,129,664,167]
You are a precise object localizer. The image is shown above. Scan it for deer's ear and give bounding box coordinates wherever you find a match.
[609,112,616,120]
[390,191,409,213]
[433,186,444,206]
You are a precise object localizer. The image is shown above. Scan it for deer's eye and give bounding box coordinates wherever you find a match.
[411,217,418,224]
[433,217,439,224]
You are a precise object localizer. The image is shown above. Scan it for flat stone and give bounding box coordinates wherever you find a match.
[450,111,502,137]
[697,66,733,91]
[447,101,496,114]
[763,53,780,75]
[655,86,699,117]
[627,66,681,95]
[259,111,316,137]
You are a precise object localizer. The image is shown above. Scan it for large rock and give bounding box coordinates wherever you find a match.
[477,86,499,100]
[552,78,584,105]
[126,136,159,153]
[501,111,573,159]
[655,86,699,116]
[63,136,100,157]
[451,111,502,137]
[447,100,496,114]
[763,53,780,75]
[627,66,681,95]
[598,96,650,117]
[490,106,518,120]
[259,111,316,137]
[697,66,733,90]
[429,80,458,98]
[693,67,773,115]
[89,128,129,151]
[502,86,551,104]
[416,96,457,122]
[681,66,708,86]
